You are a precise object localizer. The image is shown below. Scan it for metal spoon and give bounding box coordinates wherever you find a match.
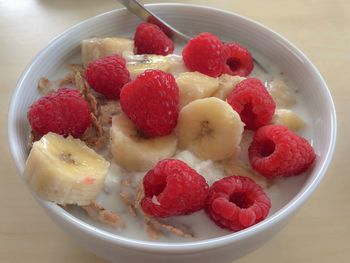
[117,0,267,72]
[117,0,191,42]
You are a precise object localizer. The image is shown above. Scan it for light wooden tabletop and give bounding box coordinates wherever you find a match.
[1,0,348,262]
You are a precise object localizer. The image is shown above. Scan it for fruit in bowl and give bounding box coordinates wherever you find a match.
[8,4,336,263]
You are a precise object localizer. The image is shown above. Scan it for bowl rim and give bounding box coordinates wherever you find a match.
[8,3,337,253]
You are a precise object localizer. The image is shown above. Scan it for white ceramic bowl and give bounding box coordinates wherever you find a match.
[8,4,336,263]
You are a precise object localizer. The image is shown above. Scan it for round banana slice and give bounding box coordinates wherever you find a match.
[110,114,177,172]
[24,132,110,206]
[176,71,219,108]
[267,79,296,107]
[212,74,245,100]
[125,54,187,79]
[176,97,244,161]
[272,109,305,132]
[126,55,171,79]
[81,37,134,67]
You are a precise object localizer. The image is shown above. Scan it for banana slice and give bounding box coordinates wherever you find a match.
[220,158,268,188]
[176,97,244,161]
[110,114,177,171]
[125,54,186,79]
[272,109,305,132]
[81,37,134,67]
[212,74,246,100]
[126,54,171,79]
[24,133,110,206]
[176,72,220,108]
[166,55,188,77]
[267,79,296,108]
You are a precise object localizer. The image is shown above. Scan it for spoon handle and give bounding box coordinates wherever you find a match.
[117,0,191,42]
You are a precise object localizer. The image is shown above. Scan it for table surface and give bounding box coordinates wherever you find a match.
[1,0,349,262]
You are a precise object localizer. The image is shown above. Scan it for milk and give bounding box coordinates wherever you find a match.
[67,44,313,242]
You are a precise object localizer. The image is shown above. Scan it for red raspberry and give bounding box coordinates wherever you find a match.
[206,176,271,231]
[227,78,276,130]
[182,32,228,77]
[249,125,316,178]
[224,42,254,77]
[134,22,174,55]
[147,16,173,38]
[141,159,209,218]
[28,88,91,138]
[120,69,179,137]
[85,55,130,99]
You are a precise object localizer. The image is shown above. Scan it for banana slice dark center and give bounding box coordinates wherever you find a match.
[198,120,214,139]
[59,152,78,165]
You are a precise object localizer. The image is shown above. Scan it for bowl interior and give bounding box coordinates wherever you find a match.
[8,3,336,247]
